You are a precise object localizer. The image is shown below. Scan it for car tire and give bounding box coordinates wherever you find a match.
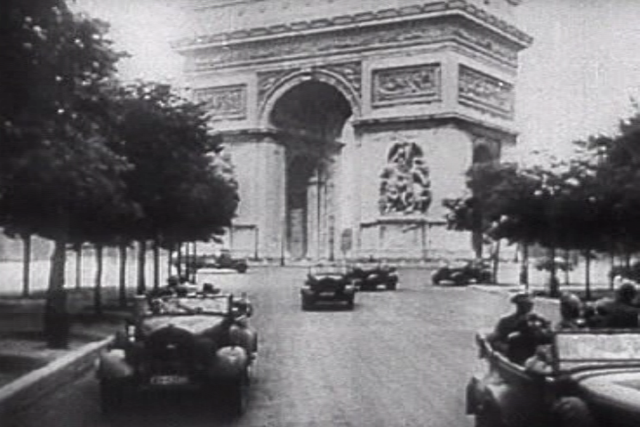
[100,380,127,415]
[386,282,397,291]
[226,375,247,417]
[301,297,313,311]
[346,297,355,309]
[236,264,248,274]
[474,405,506,427]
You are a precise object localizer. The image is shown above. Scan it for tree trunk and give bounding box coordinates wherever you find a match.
[75,243,82,289]
[176,243,183,278]
[564,249,570,286]
[492,240,501,285]
[519,243,529,292]
[118,243,127,308]
[137,240,147,295]
[167,245,174,278]
[549,247,559,297]
[472,231,483,259]
[22,234,31,297]
[192,242,198,283]
[94,244,103,315]
[609,251,615,290]
[153,239,160,290]
[44,238,69,349]
[585,250,592,301]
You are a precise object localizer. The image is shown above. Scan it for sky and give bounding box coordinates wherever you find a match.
[73,0,640,158]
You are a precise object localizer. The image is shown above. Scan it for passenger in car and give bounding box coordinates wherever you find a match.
[593,282,640,328]
[488,292,551,363]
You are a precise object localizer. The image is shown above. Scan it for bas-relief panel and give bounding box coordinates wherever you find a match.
[190,21,518,71]
[192,84,247,120]
[372,64,441,107]
[458,65,513,118]
[379,141,432,215]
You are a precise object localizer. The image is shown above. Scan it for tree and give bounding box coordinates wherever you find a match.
[110,81,239,292]
[0,1,129,347]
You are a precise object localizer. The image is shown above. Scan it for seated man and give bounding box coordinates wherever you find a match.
[594,282,640,328]
[488,292,551,364]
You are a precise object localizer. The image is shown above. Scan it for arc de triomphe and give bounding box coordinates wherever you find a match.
[172,0,531,262]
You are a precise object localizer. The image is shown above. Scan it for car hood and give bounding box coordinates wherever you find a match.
[576,368,640,418]
[141,315,226,336]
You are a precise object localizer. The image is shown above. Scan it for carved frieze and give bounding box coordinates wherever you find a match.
[257,68,300,107]
[256,62,361,109]
[458,65,513,118]
[372,64,441,107]
[190,20,518,71]
[193,84,247,120]
[379,140,432,215]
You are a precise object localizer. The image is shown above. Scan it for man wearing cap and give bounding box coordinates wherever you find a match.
[488,292,550,358]
[596,281,640,328]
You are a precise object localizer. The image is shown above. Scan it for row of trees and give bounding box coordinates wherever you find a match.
[445,110,640,298]
[1,1,238,345]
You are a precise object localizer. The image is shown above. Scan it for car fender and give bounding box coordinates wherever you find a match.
[215,346,249,379]
[229,324,258,356]
[97,349,134,380]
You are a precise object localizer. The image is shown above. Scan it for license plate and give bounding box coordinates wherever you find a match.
[319,291,335,297]
[150,375,189,386]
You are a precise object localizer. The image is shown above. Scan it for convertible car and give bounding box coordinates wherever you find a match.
[177,251,249,275]
[467,329,640,427]
[301,264,356,310]
[347,263,399,291]
[97,291,258,416]
[432,259,492,286]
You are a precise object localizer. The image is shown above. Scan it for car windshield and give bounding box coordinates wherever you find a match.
[310,265,346,276]
[149,296,230,315]
[554,330,640,372]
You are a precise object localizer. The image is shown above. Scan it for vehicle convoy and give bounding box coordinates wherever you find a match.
[467,330,640,427]
[97,290,257,416]
[431,259,492,286]
[348,263,398,291]
[301,264,356,310]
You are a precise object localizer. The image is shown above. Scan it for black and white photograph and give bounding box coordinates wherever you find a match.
[1,0,640,426]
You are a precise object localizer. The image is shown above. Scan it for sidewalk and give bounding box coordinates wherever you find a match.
[0,287,129,389]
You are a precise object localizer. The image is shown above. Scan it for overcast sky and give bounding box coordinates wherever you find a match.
[75,0,640,158]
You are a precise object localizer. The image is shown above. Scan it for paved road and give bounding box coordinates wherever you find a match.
[71,267,515,427]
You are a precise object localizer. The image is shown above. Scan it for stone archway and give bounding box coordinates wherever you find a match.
[268,80,352,260]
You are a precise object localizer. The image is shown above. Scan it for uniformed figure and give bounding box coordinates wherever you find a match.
[596,282,640,328]
[556,292,586,330]
[488,292,551,363]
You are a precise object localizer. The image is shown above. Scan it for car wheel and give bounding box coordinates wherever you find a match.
[301,297,313,311]
[236,264,248,274]
[474,405,506,427]
[386,282,397,291]
[100,380,127,415]
[226,375,248,416]
[346,297,355,309]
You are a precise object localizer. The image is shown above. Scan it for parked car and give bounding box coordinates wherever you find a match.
[301,264,356,310]
[177,250,249,274]
[97,291,258,416]
[467,329,640,427]
[348,263,398,291]
[431,259,492,286]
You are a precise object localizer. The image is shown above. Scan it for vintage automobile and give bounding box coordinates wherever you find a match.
[301,264,356,310]
[431,259,492,286]
[467,329,640,427]
[97,290,258,416]
[176,250,249,275]
[347,263,399,291]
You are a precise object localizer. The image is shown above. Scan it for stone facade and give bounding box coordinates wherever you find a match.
[173,0,531,261]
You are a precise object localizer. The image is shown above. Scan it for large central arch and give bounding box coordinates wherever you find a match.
[268,80,352,260]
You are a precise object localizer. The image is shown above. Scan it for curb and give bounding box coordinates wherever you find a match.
[0,336,113,426]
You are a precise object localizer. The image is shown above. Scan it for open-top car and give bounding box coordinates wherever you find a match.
[467,329,640,427]
[432,259,492,286]
[347,263,398,291]
[176,250,249,275]
[301,264,356,310]
[97,290,258,416]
